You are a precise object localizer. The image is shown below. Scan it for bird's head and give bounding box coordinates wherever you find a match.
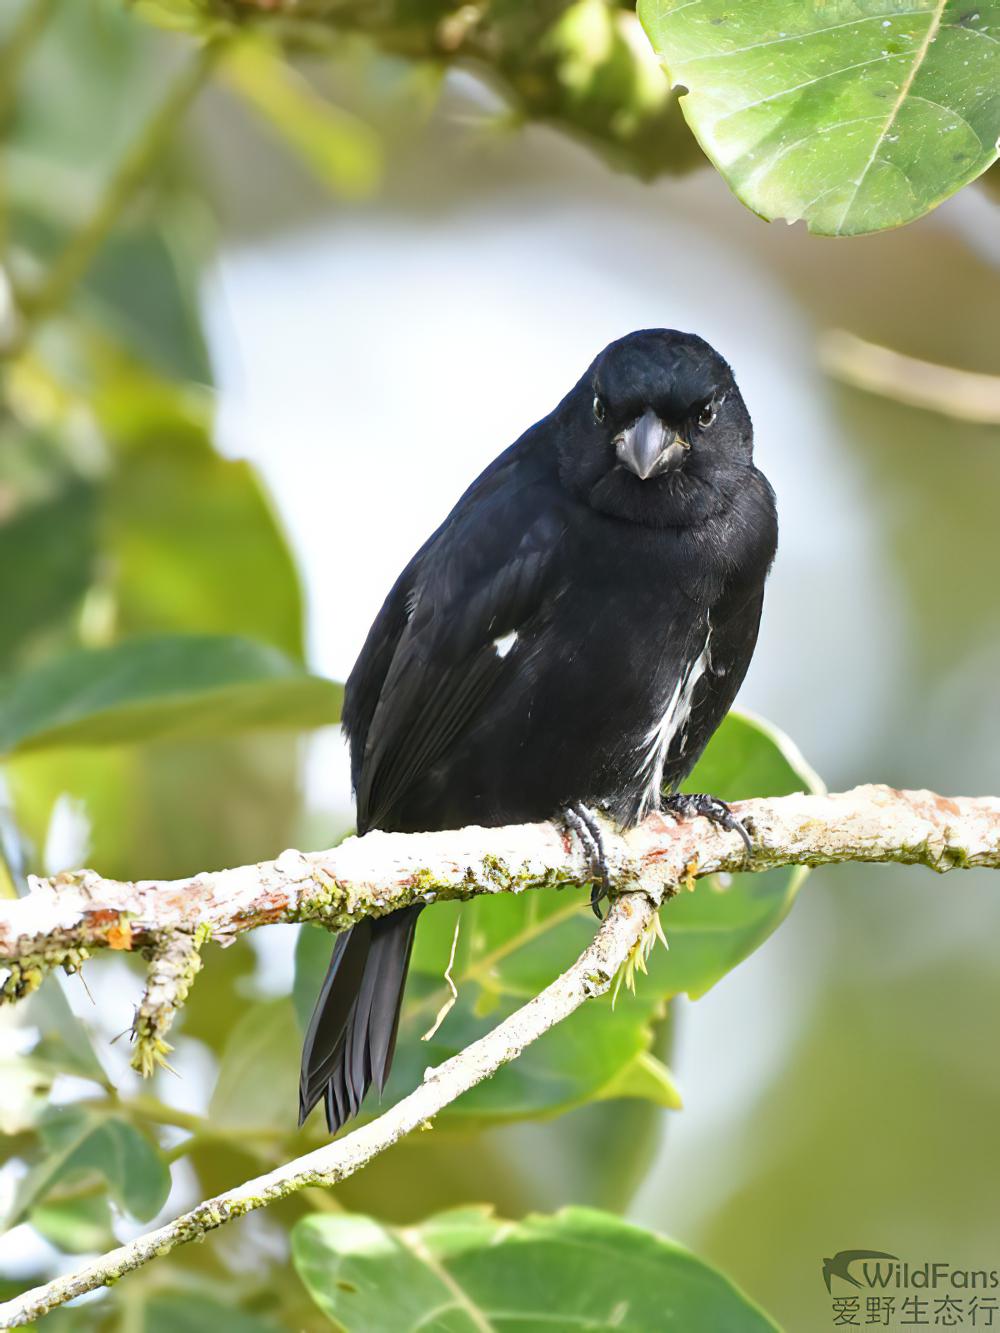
[554,329,754,527]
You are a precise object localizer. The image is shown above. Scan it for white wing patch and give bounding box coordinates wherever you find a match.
[636,626,712,820]
[493,629,518,659]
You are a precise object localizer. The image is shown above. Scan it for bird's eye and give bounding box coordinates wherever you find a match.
[698,401,718,429]
[593,396,606,424]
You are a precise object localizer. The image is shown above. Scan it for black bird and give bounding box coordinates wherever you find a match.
[299,329,778,1133]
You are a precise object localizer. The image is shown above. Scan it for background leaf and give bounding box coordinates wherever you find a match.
[9,1107,170,1227]
[293,1206,780,1331]
[655,709,824,999]
[210,999,302,1134]
[144,1293,283,1333]
[95,372,308,660]
[0,466,97,672]
[0,634,342,756]
[29,1195,116,1256]
[639,0,1000,235]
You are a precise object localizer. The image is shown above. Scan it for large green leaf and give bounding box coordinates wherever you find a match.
[638,0,1000,235]
[84,224,214,384]
[210,998,302,1134]
[0,634,342,756]
[144,1293,283,1333]
[656,709,824,999]
[8,1105,170,1227]
[29,1194,116,1255]
[97,380,307,661]
[294,710,819,1129]
[293,1206,779,1331]
[0,470,97,671]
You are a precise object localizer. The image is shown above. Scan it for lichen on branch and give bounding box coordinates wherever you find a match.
[1,785,998,1067]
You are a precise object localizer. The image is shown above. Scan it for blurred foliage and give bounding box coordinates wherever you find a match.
[10,1105,171,1231]
[130,0,1000,233]
[0,635,341,755]
[293,1206,780,1330]
[0,3,353,1324]
[137,0,702,182]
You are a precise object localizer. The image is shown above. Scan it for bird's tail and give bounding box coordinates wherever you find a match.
[298,905,421,1133]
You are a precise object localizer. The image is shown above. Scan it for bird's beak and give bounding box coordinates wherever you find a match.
[616,408,689,480]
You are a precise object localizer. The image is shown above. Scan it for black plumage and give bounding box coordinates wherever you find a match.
[299,329,778,1132]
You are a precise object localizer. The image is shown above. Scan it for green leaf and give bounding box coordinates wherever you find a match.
[0,634,342,756]
[10,1106,170,1226]
[293,1206,780,1331]
[85,225,214,384]
[638,0,1000,235]
[0,472,97,671]
[223,38,382,199]
[596,1050,683,1109]
[210,998,302,1133]
[96,386,308,661]
[144,1292,283,1333]
[656,709,824,1000]
[29,1194,115,1254]
[294,711,820,1128]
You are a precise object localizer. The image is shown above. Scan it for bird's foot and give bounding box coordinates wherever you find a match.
[562,802,611,918]
[662,792,753,861]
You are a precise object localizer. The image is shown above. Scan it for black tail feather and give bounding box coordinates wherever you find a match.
[298,905,421,1134]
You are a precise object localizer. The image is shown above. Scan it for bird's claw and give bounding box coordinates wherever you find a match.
[662,792,753,861]
[562,802,611,918]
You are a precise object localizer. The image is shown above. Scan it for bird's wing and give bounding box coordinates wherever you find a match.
[351,473,567,833]
[340,532,435,798]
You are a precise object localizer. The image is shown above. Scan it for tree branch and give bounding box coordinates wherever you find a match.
[229,0,700,182]
[0,890,657,1328]
[3,786,997,972]
[1,783,998,1324]
[2,784,999,1066]
[820,328,1000,425]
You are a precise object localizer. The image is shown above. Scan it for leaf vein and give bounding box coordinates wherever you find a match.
[834,0,946,232]
[683,11,934,65]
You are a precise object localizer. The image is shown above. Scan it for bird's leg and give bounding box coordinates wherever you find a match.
[662,792,753,861]
[562,802,611,918]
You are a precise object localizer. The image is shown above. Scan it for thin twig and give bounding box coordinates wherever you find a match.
[422,913,461,1041]
[820,328,1000,425]
[0,891,656,1328]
